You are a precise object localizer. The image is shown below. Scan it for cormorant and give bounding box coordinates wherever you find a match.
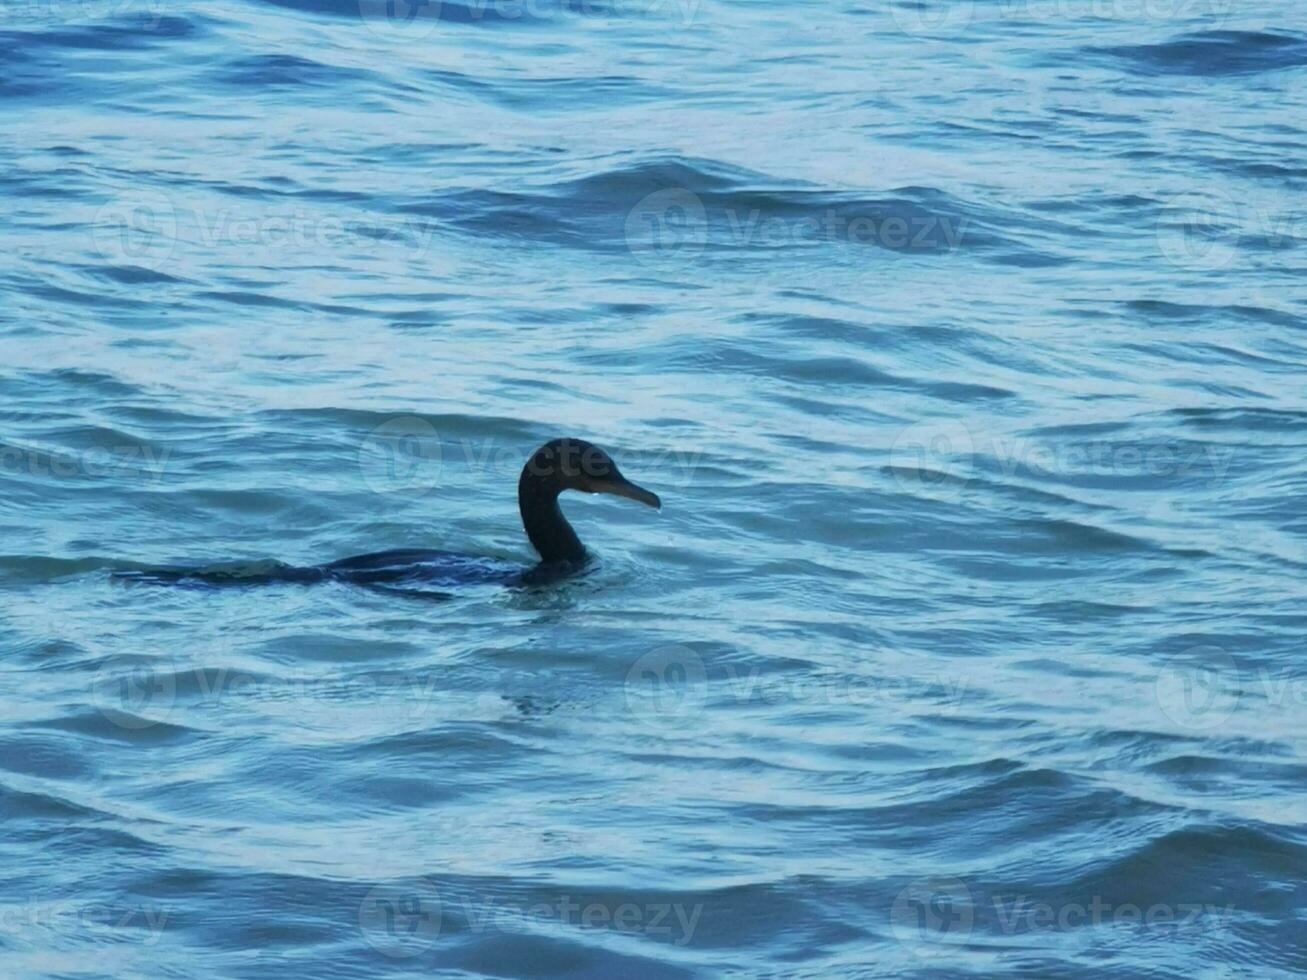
[114,438,660,595]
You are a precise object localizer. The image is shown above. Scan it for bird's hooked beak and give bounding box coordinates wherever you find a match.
[593,475,661,511]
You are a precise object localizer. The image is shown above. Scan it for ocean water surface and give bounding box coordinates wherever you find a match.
[2,0,1306,976]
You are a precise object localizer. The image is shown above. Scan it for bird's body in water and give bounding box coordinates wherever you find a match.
[115,438,660,596]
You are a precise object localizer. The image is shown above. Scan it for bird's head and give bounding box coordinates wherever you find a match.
[520,438,661,509]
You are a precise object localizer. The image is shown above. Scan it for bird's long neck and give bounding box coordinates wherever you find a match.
[518,478,586,565]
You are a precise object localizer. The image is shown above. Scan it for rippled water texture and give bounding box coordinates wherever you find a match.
[2,0,1306,976]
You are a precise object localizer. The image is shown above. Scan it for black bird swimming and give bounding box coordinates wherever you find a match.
[115,438,660,595]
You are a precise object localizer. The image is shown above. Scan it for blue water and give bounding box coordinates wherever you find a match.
[3,0,1306,976]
